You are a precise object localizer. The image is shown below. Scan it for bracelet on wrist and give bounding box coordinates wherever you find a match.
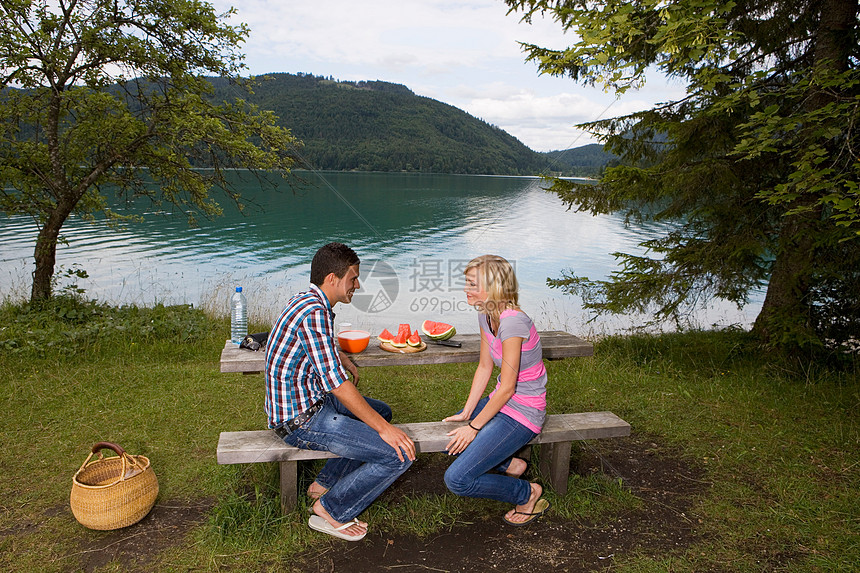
[468,422,481,432]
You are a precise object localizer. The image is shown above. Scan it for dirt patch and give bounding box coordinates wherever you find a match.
[294,433,709,572]
[74,500,213,573]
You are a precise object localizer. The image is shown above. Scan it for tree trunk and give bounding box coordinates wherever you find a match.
[752,210,819,347]
[751,0,858,347]
[30,206,74,302]
[31,82,75,302]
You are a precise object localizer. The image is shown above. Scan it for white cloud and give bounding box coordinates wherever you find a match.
[453,88,669,151]
[212,0,686,153]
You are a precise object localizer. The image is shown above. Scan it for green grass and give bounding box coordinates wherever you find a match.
[0,299,857,572]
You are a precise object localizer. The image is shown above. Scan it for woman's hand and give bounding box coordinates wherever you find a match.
[443,411,470,423]
[445,424,479,455]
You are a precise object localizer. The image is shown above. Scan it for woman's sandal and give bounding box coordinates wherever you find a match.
[503,498,551,526]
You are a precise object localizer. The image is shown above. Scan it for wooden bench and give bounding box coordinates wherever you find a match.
[217,412,630,512]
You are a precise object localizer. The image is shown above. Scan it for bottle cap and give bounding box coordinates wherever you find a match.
[236,287,243,292]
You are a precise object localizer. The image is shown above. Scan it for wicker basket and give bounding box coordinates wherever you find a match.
[70,442,159,530]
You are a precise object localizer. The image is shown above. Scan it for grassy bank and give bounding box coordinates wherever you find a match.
[0,299,857,572]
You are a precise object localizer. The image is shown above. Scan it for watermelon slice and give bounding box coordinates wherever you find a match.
[397,323,411,338]
[377,328,395,343]
[407,330,421,347]
[421,320,456,341]
[390,329,409,348]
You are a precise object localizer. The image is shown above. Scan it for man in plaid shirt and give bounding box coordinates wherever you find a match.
[265,243,415,541]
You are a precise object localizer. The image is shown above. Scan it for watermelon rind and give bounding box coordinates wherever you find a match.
[434,327,455,341]
[421,320,456,341]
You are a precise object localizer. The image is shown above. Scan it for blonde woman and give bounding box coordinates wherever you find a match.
[443,255,550,525]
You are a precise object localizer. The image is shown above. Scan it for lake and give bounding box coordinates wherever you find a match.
[0,171,762,335]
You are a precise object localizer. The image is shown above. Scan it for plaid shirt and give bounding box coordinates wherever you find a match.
[265,284,349,428]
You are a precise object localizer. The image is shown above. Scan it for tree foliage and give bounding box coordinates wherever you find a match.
[0,0,300,301]
[507,0,860,351]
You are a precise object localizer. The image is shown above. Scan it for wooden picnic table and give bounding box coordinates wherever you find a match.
[217,331,615,512]
[220,330,593,373]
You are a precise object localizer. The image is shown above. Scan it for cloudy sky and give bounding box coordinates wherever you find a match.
[210,0,686,152]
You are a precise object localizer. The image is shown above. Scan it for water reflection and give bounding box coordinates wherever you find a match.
[0,171,762,334]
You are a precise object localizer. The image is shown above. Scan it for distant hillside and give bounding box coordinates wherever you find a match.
[209,73,549,175]
[4,72,613,176]
[5,73,612,176]
[541,144,616,177]
[206,73,614,176]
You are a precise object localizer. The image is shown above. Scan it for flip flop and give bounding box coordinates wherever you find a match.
[503,498,551,526]
[308,514,367,541]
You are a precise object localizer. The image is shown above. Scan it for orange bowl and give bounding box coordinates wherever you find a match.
[337,330,370,353]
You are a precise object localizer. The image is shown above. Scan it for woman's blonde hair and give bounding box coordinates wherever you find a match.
[465,254,520,325]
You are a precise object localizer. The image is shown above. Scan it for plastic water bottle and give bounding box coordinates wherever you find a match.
[230,287,248,344]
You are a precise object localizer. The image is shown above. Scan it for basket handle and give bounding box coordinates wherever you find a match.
[91,442,146,478]
[75,442,132,484]
[91,442,126,456]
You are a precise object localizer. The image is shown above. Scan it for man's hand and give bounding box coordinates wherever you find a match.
[378,424,417,463]
[340,352,360,386]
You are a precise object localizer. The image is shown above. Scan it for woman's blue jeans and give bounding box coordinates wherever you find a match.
[443,397,537,506]
[281,393,412,523]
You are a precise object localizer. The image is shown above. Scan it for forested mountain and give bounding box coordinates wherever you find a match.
[2,72,611,175]
[542,144,617,177]
[207,73,609,176]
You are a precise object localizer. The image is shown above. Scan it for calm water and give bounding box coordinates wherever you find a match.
[0,171,762,335]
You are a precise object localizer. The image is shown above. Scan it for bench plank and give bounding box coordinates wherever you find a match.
[220,331,593,373]
[217,412,628,464]
[217,412,630,512]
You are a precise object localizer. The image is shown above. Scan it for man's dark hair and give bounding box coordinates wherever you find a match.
[310,242,360,286]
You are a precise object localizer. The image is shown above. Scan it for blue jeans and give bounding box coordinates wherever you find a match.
[281,393,412,523]
[443,397,537,505]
